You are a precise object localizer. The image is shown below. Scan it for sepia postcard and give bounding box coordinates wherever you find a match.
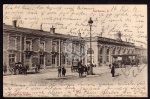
[3,4,147,97]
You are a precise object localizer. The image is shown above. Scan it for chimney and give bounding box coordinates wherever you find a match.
[12,20,17,28]
[50,25,55,34]
[126,38,127,42]
[78,30,81,38]
[116,31,122,41]
[40,23,42,30]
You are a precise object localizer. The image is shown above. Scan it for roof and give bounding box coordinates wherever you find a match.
[112,54,140,57]
[84,36,135,47]
[3,24,84,41]
[135,46,147,50]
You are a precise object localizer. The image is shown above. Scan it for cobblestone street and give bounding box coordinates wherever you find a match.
[3,64,147,97]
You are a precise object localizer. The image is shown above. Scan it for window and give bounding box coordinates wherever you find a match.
[63,55,65,64]
[106,49,109,62]
[67,58,71,65]
[106,56,109,62]
[100,47,103,54]
[40,55,44,65]
[26,41,32,51]
[26,55,30,59]
[81,45,84,54]
[127,50,130,54]
[9,37,16,50]
[87,48,94,54]
[100,56,102,63]
[52,43,57,52]
[107,49,109,54]
[52,55,55,64]
[112,48,115,54]
[40,41,45,51]
[118,49,121,54]
[9,54,15,63]
[123,49,126,54]
[99,47,103,63]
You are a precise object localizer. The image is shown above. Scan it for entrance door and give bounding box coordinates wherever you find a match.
[25,55,32,69]
[52,55,56,67]
[9,54,16,70]
[40,55,45,69]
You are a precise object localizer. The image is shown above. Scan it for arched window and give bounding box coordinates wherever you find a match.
[132,50,134,54]
[100,47,103,54]
[127,50,130,54]
[107,48,109,55]
[99,47,103,63]
[118,49,121,54]
[106,48,109,62]
[112,48,115,54]
[87,48,94,54]
[63,54,66,64]
[123,49,126,54]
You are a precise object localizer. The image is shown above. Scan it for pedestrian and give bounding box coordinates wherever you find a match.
[62,67,66,76]
[109,64,111,69]
[78,65,81,78]
[80,65,84,77]
[58,66,61,77]
[111,63,115,77]
[78,61,83,78]
[87,65,90,75]
[23,65,27,75]
[84,65,87,74]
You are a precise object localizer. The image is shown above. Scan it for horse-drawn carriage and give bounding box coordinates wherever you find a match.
[71,60,89,74]
[71,61,79,72]
[9,62,40,75]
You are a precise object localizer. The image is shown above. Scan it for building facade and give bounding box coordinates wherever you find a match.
[3,21,85,73]
[3,20,147,73]
[84,32,147,66]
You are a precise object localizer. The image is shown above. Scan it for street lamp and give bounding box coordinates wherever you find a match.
[88,17,93,75]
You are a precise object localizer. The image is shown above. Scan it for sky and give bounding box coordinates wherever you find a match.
[3,4,147,48]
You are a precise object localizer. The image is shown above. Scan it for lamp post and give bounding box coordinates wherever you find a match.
[88,17,93,75]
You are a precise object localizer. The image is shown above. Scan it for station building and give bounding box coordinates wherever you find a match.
[84,32,147,66]
[3,20,147,73]
[3,20,85,73]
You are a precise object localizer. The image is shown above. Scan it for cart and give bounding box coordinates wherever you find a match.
[111,54,139,68]
[71,61,79,72]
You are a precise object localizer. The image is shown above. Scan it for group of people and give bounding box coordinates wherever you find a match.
[15,63,28,75]
[58,66,66,77]
[78,61,92,78]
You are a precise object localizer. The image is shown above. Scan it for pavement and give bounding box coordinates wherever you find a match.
[3,64,148,97]
[3,64,147,85]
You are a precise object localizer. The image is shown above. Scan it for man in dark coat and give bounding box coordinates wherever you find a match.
[58,66,61,77]
[84,65,87,74]
[111,63,115,77]
[81,66,84,77]
[109,64,111,69]
[23,65,27,75]
[62,67,66,76]
[78,61,83,78]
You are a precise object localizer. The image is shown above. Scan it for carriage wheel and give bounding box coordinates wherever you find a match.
[71,68,73,73]
[35,67,38,73]
[16,69,19,75]
[10,69,14,75]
